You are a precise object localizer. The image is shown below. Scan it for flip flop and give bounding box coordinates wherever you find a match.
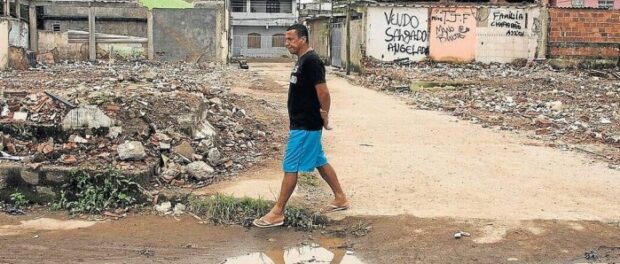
[321,204,350,213]
[252,217,284,228]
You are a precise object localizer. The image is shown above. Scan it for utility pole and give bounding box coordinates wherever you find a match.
[345,0,351,75]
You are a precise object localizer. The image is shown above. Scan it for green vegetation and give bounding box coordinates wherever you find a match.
[189,194,327,230]
[51,168,144,213]
[10,191,29,209]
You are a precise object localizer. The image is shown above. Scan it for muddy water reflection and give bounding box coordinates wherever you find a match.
[221,243,364,264]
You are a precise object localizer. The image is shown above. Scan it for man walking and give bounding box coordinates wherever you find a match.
[253,24,349,228]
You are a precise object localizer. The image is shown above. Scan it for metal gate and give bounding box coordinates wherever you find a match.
[330,23,343,68]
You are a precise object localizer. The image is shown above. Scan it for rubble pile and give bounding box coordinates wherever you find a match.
[0,61,278,187]
[357,60,620,161]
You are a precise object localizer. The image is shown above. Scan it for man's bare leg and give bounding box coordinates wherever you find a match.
[317,163,348,207]
[259,172,298,223]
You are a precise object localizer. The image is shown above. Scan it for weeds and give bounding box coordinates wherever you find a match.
[189,194,327,230]
[298,172,319,188]
[10,191,29,209]
[50,168,144,213]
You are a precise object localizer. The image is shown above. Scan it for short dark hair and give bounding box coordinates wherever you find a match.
[287,24,309,42]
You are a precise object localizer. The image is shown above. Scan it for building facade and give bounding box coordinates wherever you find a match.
[549,0,620,9]
[231,0,298,58]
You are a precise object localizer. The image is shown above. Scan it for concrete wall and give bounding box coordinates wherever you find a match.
[38,31,84,60]
[548,8,620,59]
[307,17,330,62]
[152,8,222,62]
[365,5,544,63]
[44,20,147,38]
[0,19,8,70]
[8,19,29,49]
[476,7,541,63]
[232,25,291,58]
[344,19,364,70]
[42,7,148,37]
[429,7,477,62]
[44,6,148,18]
[366,6,429,62]
[38,31,146,61]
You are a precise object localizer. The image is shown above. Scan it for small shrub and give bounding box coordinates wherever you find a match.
[10,191,29,209]
[50,168,144,213]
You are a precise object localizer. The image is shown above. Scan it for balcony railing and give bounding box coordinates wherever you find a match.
[231,2,294,13]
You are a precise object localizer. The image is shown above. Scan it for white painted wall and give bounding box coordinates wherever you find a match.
[0,20,8,70]
[476,7,541,63]
[8,20,29,49]
[366,6,429,62]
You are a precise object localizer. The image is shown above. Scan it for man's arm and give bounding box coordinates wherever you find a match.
[315,83,332,130]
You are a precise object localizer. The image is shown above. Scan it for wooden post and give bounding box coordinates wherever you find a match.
[147,10,153,60]
[29,2,37,52]
[88,6,96,61]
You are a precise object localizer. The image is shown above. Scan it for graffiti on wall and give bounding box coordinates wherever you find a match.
[383,8,429,56]
[366,7,429,61]
[429,8,477,61]
[490,9,528,37]
[431,9,474,43]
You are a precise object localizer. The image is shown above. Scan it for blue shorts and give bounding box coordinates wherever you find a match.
[282,130,328,173]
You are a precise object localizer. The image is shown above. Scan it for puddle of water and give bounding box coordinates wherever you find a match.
[0,218,97,236]
[221,243,365,264]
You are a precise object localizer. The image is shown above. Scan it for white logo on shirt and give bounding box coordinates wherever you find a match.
[290,75,297,84]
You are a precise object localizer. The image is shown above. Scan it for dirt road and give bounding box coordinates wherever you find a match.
[205,62,620,220]
[2,62,620,264]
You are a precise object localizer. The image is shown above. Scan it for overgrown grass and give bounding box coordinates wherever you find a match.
[188,194,327,230]
[51,168,145,213]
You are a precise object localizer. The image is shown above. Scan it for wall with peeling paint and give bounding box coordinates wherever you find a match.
[476,7,541,63]
[366,6,429,62]
[152,8,220,62]
[8,20,29,49]
[429,7,477,62]
[0,19,8,70]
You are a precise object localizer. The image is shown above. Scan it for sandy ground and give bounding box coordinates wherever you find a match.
[203,62,620,222]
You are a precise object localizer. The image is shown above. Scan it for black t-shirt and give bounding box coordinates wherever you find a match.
[288,50,326,131]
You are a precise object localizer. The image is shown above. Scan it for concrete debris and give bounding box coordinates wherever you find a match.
[173,203,186,215]
[154,201,172,214]
[357,59,620,163]
[193,121,217,140]
[207,148,221,165]
[62,106,114,130]
[13,112,28,121]
[118,141,146,161]
[107,126,123,139]
[0,61,278,191]
[173,141,195,160]
[186,161,214,181]
[454,231,471,239]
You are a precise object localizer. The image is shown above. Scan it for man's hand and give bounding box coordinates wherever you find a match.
[320,109,332,130]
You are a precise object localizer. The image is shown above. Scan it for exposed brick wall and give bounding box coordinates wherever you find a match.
[548,8,620,59]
